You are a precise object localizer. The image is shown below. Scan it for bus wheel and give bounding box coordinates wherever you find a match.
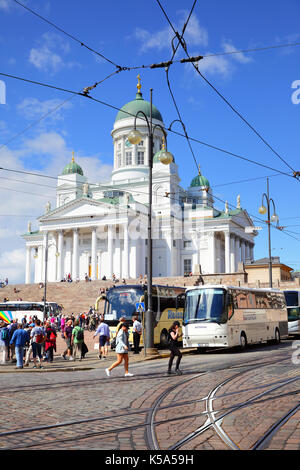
[274,328,281,345]
[160,330,169,349]
[240,333,247,351]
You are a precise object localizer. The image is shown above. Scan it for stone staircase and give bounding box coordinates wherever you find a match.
[0,276,202,314]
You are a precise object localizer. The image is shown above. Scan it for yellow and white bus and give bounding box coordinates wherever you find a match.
[182,285,288,351]
[100,284,185,347]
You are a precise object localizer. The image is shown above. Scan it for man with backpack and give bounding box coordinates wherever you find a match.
[72,319,84,361]
[29,319,44,368]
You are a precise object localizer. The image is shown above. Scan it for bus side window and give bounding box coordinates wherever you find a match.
[227,293,234,320]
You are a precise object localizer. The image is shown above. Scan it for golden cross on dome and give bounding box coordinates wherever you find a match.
[137,74,142,94]
[72,151,75,162]
[198,164,201,175]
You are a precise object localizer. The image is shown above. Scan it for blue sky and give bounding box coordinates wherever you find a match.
[0,0,300,282]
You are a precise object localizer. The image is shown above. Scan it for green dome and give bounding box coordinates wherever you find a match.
[62,156,83,176]
[115,92,163,123]
[153,148,174,163]
[190,174,210,188]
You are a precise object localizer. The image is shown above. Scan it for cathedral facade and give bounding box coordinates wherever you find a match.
[23,83,256,284]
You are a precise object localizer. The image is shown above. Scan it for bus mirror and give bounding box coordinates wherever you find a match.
[176,293,186,310]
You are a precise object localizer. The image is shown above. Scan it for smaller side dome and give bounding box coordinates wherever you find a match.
[190,167,210,188]
[62,152,84,176]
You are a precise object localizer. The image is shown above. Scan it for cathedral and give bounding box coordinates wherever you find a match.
[23,79,256,284]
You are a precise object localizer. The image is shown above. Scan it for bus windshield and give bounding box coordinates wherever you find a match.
[105,287,144,321]
[184,288,227,324]
[287,307,300,322]
[284,291,299,308]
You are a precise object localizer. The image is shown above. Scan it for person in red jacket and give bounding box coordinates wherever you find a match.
[44,321,57,363]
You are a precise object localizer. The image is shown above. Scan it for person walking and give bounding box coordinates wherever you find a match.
[93,316,110,359]
[44,321,57,363]
[167,321,183,375]
[9,324,30,369]
[29,319,44,369]
[105,323,133,377]
[72,320,84,361]
[0,321,9,363]
[132,315,142,354]
[62,319,73,360]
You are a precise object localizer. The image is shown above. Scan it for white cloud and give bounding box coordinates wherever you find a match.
[0,249,26,284]
[134,10,208,52]
[0,131,113,283]
[195,54,231,77]
[221,40,253,64]
[29,32,79,74]
[17,97,73,121]
[0,0,10,11]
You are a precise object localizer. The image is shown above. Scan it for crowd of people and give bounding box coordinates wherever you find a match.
[0,307,183,375]
[0,309,144,372]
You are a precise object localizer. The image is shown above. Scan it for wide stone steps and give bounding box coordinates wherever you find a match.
[0,276,201,314]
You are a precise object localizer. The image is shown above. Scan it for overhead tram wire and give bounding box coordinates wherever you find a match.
[12,0,122,70]
[0,71,297,180]
[163,1,199,172]
[154,0,298,178]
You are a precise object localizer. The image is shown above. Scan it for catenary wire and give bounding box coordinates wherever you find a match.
[12,0,121,69]
[0,70,296,180]
[154,0,298,176]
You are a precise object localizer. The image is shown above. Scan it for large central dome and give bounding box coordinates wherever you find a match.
[115,91,163,123]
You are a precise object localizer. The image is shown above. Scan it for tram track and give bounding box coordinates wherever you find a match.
[167,362,300,450]
[0,350,296,450]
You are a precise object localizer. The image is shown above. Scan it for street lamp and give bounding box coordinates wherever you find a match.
[127,88,173,355]
[43,232,60,319]
[258,177,279,288]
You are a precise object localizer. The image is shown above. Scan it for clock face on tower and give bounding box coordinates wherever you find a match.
[125,139,132,148]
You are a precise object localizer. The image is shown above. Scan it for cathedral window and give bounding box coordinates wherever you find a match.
[117,152,122,167]
[138,140,144,146]
[137,151,144,165]
[125,151,132,165]
[184,259,192,275]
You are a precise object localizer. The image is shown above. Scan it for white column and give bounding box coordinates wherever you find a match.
[123,223,129,278]
[72,228,79,280]
[250,244,254,261]
[91,227,97,280]
[25,246,31,284]
[225,231,231,273]
[57,230,64,281]
[107,225,113,279]
[230,236,236,273]
[209,232,216,274]
[241,239,245,263]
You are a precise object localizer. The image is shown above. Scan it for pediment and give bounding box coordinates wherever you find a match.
[38,197,122,221]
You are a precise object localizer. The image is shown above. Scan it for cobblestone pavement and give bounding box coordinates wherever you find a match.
[0,338,300,451]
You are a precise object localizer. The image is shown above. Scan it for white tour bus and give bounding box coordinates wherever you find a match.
[0,301,46,324]
[283,290,300,336]
[182,285,288,350]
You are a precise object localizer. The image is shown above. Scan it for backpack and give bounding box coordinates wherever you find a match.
[49,330,56,342]
[35,330,44,344]
[75,327,84,341]
[35,334,44,344]
[1,328,8,341]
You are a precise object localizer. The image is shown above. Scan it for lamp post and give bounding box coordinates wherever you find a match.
[258,178,279,288]
[127,89,173,354]
[43,232,60,319]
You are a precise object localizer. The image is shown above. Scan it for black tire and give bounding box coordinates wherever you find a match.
[160,329,169,349]
[240,332,247,351]
[274,328,281,345]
